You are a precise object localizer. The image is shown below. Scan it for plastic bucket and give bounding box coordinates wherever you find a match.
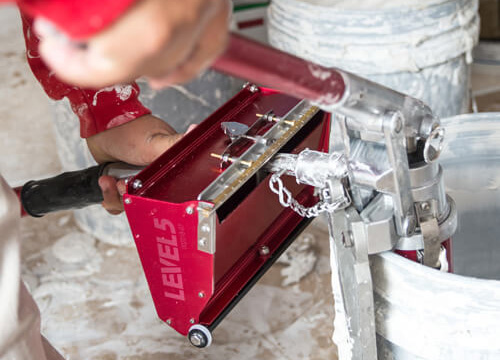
[372,113,500,359]
[268,0,479,118]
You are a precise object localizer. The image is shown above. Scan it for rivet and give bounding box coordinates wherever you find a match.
[132,179,143,189]
[201,224,210,233]
[198,292,205,298]
[248,84,259,93]
[124,198,132,205]
[166,319,172,325]
[259,245,270,256]
[186,206,194,215]
[190,318,195,324]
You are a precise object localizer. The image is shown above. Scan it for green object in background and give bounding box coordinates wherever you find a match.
[233,1,270,12]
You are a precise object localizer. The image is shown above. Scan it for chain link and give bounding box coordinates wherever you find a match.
[269,171,351,218]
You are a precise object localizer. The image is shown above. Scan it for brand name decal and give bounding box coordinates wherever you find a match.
[154,218,185,301]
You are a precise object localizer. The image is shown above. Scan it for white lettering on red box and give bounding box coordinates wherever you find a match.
[154,218,185,301]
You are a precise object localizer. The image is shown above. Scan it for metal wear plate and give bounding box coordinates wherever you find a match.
[198,101,319,208]
[197,202,216,254]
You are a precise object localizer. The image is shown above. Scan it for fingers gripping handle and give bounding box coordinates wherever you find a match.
[20,163,108,217]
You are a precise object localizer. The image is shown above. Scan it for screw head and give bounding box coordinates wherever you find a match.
[132,179,143,189]
[198,291,205,298]
[248,84,259,93]
[124,198,132,205]
[201,224,210,233]
[186,206,194,215]
[198,238,207,247]
[259,245,270,256]
[190,318,195,324]
[420,202,430,211]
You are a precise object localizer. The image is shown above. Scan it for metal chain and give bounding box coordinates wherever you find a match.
[269,171,351,218]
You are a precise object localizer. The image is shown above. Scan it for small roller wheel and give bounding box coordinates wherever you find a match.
[188,324,212,348]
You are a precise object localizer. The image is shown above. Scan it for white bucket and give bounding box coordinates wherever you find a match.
[268,0,479,118]
[373,113,500,359]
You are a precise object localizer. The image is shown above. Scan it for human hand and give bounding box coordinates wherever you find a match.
[86,114,196,214]
[34,0,230,89]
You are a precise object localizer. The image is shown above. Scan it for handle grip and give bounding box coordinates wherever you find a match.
[213,34,346,106]
[19,162,144,217]
[20,163,108,217]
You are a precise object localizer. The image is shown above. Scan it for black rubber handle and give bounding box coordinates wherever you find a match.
[21,163,108,217]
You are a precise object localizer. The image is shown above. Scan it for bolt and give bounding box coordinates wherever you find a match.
[393,116,403,134]
[198,291,205,298]
[248,84,259,93]
[201,224,210,233]
[186,206,194,215]
[189,332,204,347]
[210,153,253,167]
[132,179,143,189]
[190,318,195,324]
[166,319,172,325]
[259,245,270,256]
[420,202,430,212]
[124,198,132,205]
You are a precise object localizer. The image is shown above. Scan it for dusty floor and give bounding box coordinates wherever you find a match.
[2,4,500,360]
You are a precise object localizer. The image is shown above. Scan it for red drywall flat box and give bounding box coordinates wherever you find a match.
[123,85,329,339]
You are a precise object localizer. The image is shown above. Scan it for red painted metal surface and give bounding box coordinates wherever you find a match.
[124,86,329,335]
[395,238,453,273]
[213,34,346,106]
[123,197,213,336]
[237,18,265,30]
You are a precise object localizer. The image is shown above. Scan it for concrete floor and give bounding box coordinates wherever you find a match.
[2,4,500,360]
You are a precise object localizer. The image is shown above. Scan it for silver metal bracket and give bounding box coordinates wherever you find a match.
[197,202,216,254]
[416,200,442,268]
[382,111,416,237]
[327,199,377,360]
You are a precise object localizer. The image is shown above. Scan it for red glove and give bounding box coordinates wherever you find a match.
[15,0,137,39]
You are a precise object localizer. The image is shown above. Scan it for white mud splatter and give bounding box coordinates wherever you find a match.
[92,85,134,106]
[278,233,318,286]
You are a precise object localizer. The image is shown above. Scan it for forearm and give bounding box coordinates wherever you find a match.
[21,12,152,138]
